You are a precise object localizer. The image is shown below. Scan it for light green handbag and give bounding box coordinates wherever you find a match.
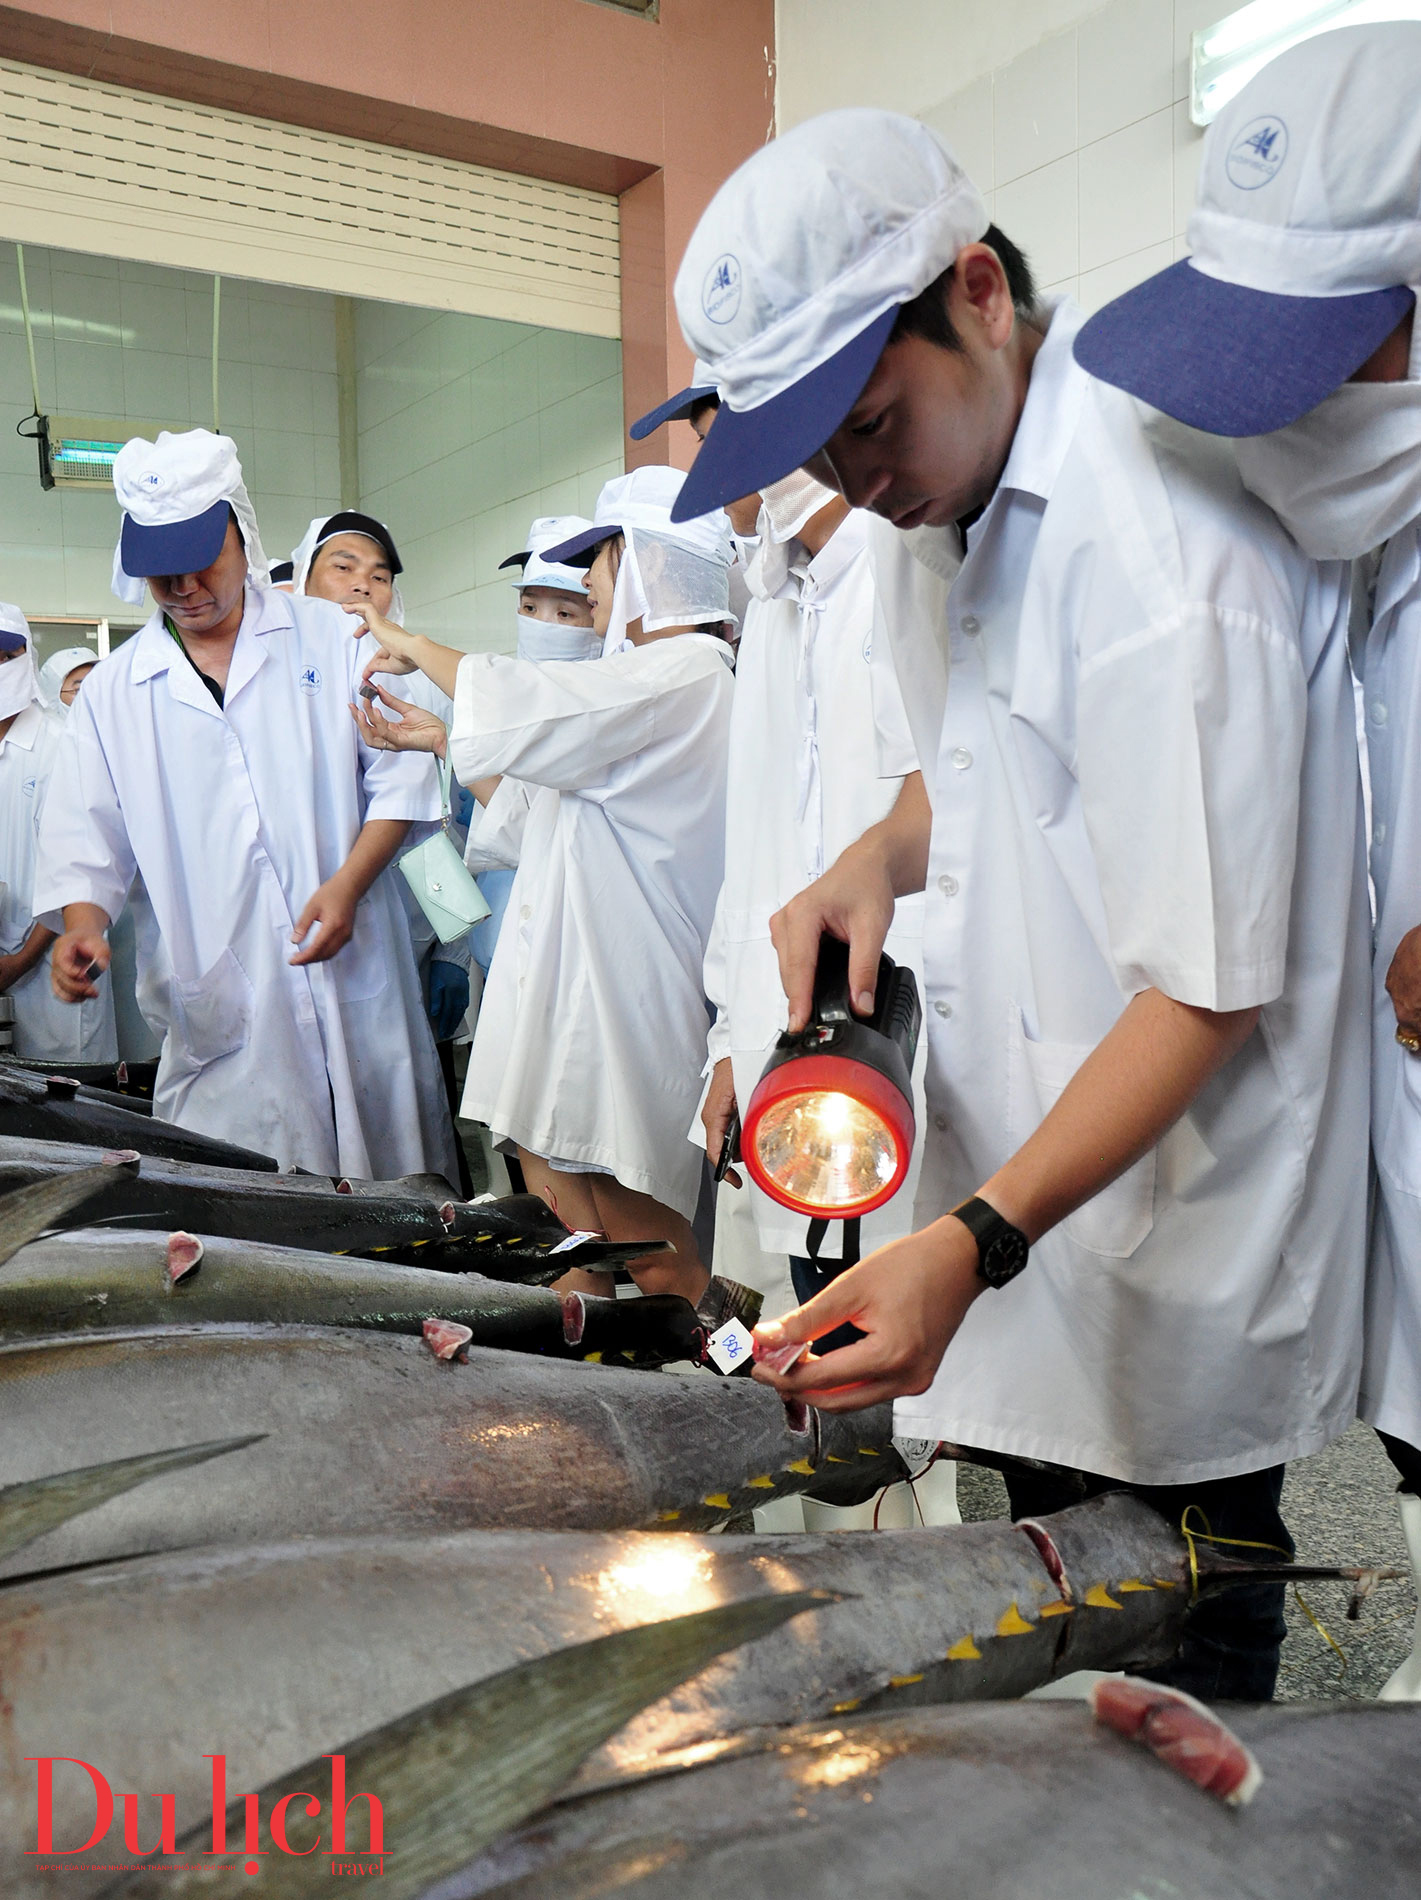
[398,754,491,944]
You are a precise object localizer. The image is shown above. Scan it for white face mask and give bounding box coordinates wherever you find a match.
[1234,306,1421,562]
[516,621,601,663]
[758,467,839,545]
[0,646,37,721]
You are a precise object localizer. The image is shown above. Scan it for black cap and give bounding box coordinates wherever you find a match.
[313,511,403,575]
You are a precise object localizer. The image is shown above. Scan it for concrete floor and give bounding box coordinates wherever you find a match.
[955,1422,1416,1701]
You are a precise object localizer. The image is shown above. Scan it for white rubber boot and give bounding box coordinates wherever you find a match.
[752,1494,807,1533]
[801,1490,905,1532]
[1378,1489,1421,1701]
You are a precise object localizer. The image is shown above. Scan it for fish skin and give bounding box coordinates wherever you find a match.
[0,1435,262,1563]
[0,1492,1338,1881]
[0,1138,664,1275]
[0,1063,280,1170]
[93,1593,833,1900]
[0,1327,898,1579]
[0,1228,702,1365]
[447,1700,1421,1900]
[0,1156,139,1269]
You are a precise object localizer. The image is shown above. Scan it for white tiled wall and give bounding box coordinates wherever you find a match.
[0,244,339,621]
[357,306,622,653]
[0,243,623,651]
[779,0,1225,313]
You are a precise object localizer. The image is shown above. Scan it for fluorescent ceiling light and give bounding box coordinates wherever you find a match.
[1192,0,1421,123]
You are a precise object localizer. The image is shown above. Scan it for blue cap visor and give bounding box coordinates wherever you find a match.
[670,306,899,523]
[120,498,232,579]
[629,383,719,441]
[539,522,626,568]
[0,629,26,655]
[1073,260,1415,437]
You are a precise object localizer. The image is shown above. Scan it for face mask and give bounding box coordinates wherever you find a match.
[516,621,601,663]
[0,646,37,721]
[1234,307,1421,562]
[759,468,839,544]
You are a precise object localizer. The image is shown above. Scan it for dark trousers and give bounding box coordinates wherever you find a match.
[1002,1461,1292,1703]
[1378,1430,1421,1495]
[788,1254,862,1355]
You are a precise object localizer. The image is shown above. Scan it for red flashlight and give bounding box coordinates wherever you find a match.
[742,935,921,1220]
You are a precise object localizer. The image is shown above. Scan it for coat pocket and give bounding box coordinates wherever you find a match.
[1008,1007,1156,1260]
[169,946,254,1070]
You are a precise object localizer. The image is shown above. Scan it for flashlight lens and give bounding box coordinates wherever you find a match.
[751,1090,898,1214]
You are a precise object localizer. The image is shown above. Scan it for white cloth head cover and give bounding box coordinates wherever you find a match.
[111,430,269,607]
[1190,23,1421,301]
[674,108,989,413]
[589,467,735,657]
[0,602,38,722]
[516,515,593,595]
[292,514,406,624]
[37,645,99,713]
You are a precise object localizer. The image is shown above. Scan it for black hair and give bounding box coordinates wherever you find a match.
[889,224,1038,354]
[687,392,721,428]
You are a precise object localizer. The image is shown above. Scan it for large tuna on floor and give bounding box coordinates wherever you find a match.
[0,1137,663,1276]
[0,1490,1370,1880]
[0,1227,703,1365]
[446,1698,1421,1900]
[0,1327,898,1577]
[0,1061,281,1170]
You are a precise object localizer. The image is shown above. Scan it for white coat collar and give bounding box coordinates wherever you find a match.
[995,297,1090,507]
[128,584,292,709]
[0,700,45,754]
[795,506,870,600]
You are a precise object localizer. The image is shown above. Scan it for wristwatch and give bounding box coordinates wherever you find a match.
[951,1196,1030,1289]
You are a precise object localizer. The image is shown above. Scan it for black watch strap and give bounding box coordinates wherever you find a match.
[952,1196,1030,1289]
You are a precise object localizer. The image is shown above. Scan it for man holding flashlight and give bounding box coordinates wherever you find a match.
[669,111,1369,1698]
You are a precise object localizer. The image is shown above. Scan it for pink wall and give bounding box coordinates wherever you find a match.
[0,0,775,465]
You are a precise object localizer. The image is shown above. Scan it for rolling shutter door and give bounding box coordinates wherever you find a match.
[0,56,620,335]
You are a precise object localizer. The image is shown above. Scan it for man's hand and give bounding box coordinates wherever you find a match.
[344,601,420,676]
[701,1056,741,1188]
[350,682,448,759]
[51,931,110,1002]
[770,771,930,1032]
[1386,923,1421,1047]
[750,1215,982,1412]
[290,874,360,966]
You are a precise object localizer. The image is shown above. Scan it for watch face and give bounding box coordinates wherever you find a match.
[984,1229,1029,1285]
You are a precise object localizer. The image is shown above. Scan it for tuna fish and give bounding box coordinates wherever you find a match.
[448,1698,1421,1900]
[0,1327,899,1576]
[0,1491,1373,1870]
[0,1139,665,1276]
[0,1227,704,1365]
[87,1595,829,1900]
[0,1063,280,1170]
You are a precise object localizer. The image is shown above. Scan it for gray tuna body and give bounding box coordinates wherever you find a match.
[0,1228,702,1364]
[0,1138,660,1277]
[0,1327,896,1576]
[0,1493,1222,1891]
[0,1064,280,1169]
[452,1700,1421,1900]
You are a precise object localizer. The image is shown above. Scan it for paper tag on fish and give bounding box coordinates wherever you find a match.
[548,1229,601,1255]
[706,1319,755,1375]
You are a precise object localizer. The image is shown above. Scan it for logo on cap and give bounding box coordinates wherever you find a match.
[702,254,742,325]
[138,471,164,490]
[1225,116,1288,190]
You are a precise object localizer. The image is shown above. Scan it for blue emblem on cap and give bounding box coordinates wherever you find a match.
[703,253,742,325]
[1225,116,1289,190]
[298,664,322,695]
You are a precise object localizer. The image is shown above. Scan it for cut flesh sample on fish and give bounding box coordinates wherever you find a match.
[1089,1675,1262,1806]
[752,1331,809,1376]
[163,1232,203,1287]
[422,1318,473,1361]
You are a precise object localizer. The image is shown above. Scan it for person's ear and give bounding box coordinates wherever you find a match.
[953,244,1015,351]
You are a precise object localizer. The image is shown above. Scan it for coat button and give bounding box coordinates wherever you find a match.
[951,747,973,771]
[960,615,981,635]
[938,874,958,896]
[520,904,532,920]
[934,1114,948,1131]
[1371,701,1389,726]
[934,1000,952,1017]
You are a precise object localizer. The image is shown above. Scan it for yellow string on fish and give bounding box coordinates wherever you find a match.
[1178,1504,1347,1676]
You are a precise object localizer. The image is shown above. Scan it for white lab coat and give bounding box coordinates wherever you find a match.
[702,510,927,1259]
[1357,524,1421,1455]
[450,636,735,1220]
[34,586,459,1181]
[0,701,116,1063]
[888,303,1370,1485]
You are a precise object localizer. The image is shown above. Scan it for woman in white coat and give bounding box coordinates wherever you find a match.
[349,466,736,1302]
[0,606,116,1064]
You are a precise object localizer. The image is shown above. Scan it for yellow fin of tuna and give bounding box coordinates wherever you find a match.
[946,1635,982,1661]
[1085,1582,1123,1609]
[888,1673,924,1688]
[702,1494,732,1510]
[746,1475,775,1490]
[1116,1578,1155,1593]
[995,1602,1035,1637]
[1037,1599,1073,1618]
[787,1457,816,1476]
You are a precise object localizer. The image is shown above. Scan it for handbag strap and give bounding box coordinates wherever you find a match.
[435,750,453,826]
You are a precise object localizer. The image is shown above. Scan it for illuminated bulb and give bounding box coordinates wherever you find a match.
[751,1090,899,1216]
